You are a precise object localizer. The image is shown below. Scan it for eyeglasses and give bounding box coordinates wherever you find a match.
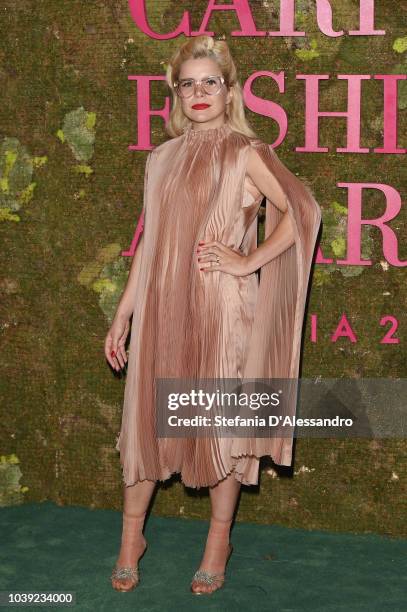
[173,75,225,98]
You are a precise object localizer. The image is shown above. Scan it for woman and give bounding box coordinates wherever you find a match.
[105,35,321,595]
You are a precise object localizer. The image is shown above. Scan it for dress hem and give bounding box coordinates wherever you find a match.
[119,452,280,489]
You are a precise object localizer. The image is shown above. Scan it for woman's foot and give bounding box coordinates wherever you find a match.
[111,511,147,592]
[190,540,233,594]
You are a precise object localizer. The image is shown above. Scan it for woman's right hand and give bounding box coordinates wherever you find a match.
[104,315,131,372]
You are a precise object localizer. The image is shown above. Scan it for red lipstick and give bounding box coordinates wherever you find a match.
[192,104,210,109]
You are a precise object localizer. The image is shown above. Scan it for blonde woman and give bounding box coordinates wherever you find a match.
[105,35,321,595]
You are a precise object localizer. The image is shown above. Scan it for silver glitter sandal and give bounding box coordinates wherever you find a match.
[110,541,147,592]
[111,566,139,591]
[190,542,233,595]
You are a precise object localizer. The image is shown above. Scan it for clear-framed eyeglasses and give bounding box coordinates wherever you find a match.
[173,75,226,98]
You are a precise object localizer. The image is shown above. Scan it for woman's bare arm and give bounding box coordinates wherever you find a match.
[244,147,295,274]
[113,231,145,321]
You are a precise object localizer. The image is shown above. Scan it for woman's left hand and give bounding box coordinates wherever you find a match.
[197,240,250,277]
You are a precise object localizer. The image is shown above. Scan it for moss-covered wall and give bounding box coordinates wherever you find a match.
[0,1,405,536]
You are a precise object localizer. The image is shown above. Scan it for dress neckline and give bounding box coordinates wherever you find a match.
[182,122,232,142]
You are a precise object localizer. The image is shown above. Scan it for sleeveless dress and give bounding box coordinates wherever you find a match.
[115,122,321,489]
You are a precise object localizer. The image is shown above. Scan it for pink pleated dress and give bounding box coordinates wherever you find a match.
[115,122,322,489]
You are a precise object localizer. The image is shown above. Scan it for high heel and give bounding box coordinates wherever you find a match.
[110,511,147,592]
[190,542,233,595]
[110,539,147,592]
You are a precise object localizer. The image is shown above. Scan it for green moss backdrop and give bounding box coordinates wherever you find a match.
[0,0,406,536]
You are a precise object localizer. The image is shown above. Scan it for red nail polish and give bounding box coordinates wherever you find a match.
[196,249,201,253]
[197,258,201,261]
[200,268,203,271]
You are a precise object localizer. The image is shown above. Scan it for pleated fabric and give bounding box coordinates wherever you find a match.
[115,122,321,488]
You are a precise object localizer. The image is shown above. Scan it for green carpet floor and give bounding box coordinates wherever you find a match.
[0,501,405,611]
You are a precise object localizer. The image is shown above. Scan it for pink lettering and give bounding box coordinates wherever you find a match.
[191,0,266,37]
[128,0,385,39]
[349,0,386,35]
[310,314,318,343]
[380,316,400,344]
[316,0,343,37]
[243,71,288,147]
[128,76,170,151]
[331,314,358,343]
[336,183,406,267]
[268,0,304,37]
[127,0,190,39]
[296,75,371,153]
[374,75,406,154]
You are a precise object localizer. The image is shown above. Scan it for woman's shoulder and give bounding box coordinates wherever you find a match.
[246,134,270,151]
[149,135,182,158]
[228,128,270,151]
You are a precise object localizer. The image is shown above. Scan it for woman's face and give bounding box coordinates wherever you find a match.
[176,57,232,130]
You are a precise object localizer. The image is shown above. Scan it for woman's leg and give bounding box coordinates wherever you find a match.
[191,472,241,594]
[112,479,156,591]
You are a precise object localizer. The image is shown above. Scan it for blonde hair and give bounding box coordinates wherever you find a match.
[165,35,257,139]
